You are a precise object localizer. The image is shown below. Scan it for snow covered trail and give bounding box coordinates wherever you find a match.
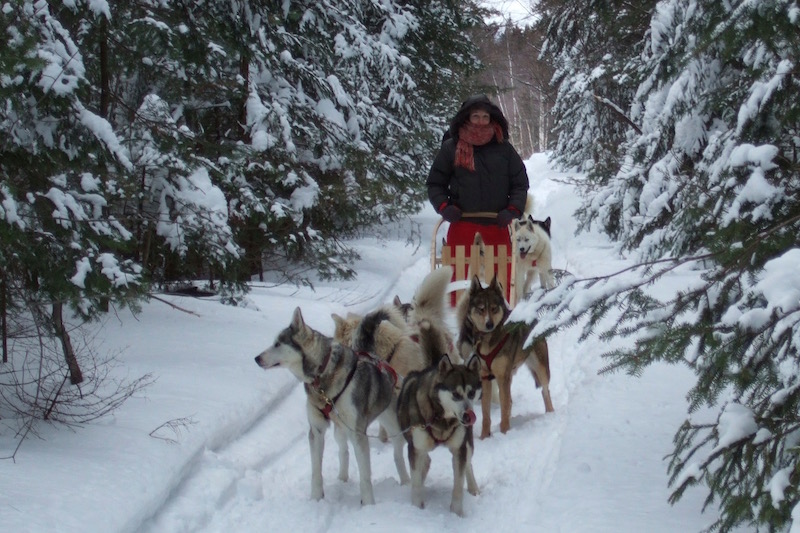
[0,153,742,533]
[125,154,732,533]
[136,259,573,533]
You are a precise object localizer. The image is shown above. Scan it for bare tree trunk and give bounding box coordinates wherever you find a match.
[1,271,7,364]
[99,17,110,119]
[52,302,83,385]
[239,55,250,142]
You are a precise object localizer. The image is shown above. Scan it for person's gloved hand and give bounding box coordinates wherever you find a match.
[496,208,516,227]
[440,204,462,223]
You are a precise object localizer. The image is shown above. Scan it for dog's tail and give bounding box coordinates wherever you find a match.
[524,192,535,217]
[353,305,405,353]
[466,232,486,284]
[411,266,457,365]
[412,266,452,325]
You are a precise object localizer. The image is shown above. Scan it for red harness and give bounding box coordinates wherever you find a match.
[426,422,457,445]
[476,334,510,381]
[314,351,398,419]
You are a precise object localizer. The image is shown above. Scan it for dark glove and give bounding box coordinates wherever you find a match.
[440,204,462,223]
[496,209,516,227]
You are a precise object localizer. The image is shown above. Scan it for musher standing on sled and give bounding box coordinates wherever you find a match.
[426,94,530,305]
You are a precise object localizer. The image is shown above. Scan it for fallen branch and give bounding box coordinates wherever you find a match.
[149,294,201,316]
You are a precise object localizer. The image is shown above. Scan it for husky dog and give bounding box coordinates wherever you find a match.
[397,354,482,516]
[392,266,458,365]
[332,305,428,386]
[255,307,410,505]
[512,211,555,302]
[457,275,554,439]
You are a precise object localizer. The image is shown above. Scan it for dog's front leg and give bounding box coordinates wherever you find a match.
[514,266,526,304]
[308,422,326,501]
[465,435,479,496]
[480,378,493,439]
[408,442,430,509]
[377,407,410,484]
[449,444,468,516]
[351,431,375,505]
[333,422,349,482]
[498,374,513,434]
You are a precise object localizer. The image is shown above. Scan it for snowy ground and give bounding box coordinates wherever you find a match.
[1,154,737,532]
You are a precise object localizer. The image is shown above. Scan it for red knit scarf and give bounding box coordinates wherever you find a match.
[455,122,504,171]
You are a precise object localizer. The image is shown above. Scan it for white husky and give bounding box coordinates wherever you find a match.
[512,196,554,302]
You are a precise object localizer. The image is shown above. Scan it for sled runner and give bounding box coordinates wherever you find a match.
[430,212,518,307]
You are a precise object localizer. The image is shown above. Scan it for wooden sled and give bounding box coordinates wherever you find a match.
[430,212,519,308]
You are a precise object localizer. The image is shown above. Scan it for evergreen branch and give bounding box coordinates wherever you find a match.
[592,94,642,134]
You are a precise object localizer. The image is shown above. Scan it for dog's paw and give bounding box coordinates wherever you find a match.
[450,501,465,516]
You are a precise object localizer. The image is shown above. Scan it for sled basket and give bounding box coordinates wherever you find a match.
[430,212,518,307]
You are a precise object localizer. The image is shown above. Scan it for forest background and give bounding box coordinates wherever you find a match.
[2,1,800,532]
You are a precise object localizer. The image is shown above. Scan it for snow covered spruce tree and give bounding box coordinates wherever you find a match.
[537,0,656,233]
[535,1,800,530]
[1,0,482,427]
[0,1,154,428]
[239,0,483,281]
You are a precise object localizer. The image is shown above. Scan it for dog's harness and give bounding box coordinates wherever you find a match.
[426,423,457,445]
[357,352,398,388]
[421,415,458,445]
[312,350,398,420]
[476,334,510,381]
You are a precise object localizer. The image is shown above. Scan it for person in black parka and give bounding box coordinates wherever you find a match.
[427,94,530,304]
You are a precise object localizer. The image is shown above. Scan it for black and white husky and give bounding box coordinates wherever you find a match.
[396,354,482,516]
[255,307,410,505]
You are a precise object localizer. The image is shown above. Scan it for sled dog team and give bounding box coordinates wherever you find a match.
[254,203,555,516]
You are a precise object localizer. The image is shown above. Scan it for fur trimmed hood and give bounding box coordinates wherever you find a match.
[448,94,509,141]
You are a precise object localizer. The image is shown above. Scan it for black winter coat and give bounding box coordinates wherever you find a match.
[427,136,529,219]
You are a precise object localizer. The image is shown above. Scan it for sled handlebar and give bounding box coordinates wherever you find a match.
[460,212,499,219]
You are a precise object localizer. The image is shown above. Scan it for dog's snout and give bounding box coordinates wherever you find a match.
[461,410,476,426]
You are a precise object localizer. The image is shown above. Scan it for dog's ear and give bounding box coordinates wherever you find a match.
[470,275,482,292]
[512,219,522,231]
[528,214,534,224]
[438,354,454,374]
[543,216,551,233]
[331,313,345,335]
[489,273,502,291]
[466,353,481,375]
[291,307,306,332]
[393,295,402,307]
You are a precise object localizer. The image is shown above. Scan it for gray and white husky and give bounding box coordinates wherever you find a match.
[396,354,482,516]
[255,307,410,505]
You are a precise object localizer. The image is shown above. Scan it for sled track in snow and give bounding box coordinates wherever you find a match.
[134,380,306,533]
